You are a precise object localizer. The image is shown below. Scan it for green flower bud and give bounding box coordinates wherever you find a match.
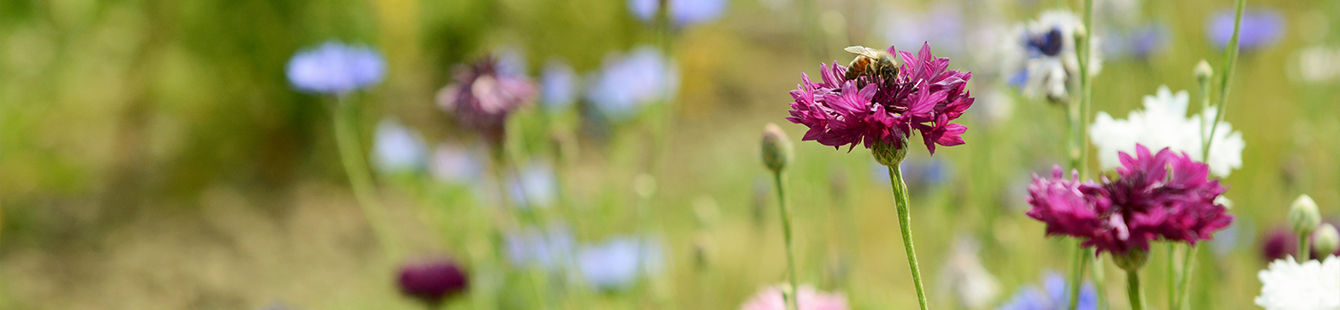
[761,123,794,173]
[1288,194,1321,236]
[1194,60,1214,84]
[871,137,909,167]
[1313,224,1339,259]
[1112,248,1150,272]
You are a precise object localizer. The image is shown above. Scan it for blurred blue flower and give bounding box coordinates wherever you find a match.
[629,0,727,27]
[881,3,964,55]
[286,41,385,94]
[496,48,527,78]
[1104,24,1168,60]
[586,47,679,122]
[871,156,952,192]
[541,60,579,111]
[998,272,1096,310]
[505,225,576,271]
[576,235,665,290]
[1210,216,1253,257]
[509,162,558,209]
[373,118,427,173]
[1208,8,1284,51]
[429,143,485,184]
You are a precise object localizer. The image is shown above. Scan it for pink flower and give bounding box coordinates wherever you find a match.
[787,43,973,155]
[1026,144,1233,255]
[437,57,536,144]
[740,285,849,310]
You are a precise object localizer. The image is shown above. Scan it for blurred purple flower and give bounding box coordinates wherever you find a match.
[1208,8,1284,51]
[586,47,678,122]
[1026,144,1233,256]
[998,272,1096,310]
[506,225,576,271]
[576,235,665,290]
[787,43,974,155]
[373,118,427,174]
[1260,227,1296,262]
[629,0,727,27]
[541,60,580,111]
[1105,24,1168,60]
[437,56,536,144]
[397,257,469,307]
[286,41,385,94]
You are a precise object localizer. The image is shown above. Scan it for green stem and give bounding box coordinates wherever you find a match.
[1077,0,1095,180]
[1126,269,1145,310]
[1175,245,1199,310]
[888,165,930,310]
[1092,252,1109,310]
[1067,240,1087,310]
[331,96,398,259]
[772,171,800,310]
[1167,243,1177,310]
[1205,0,1246,157]
[1299,235,1310,261]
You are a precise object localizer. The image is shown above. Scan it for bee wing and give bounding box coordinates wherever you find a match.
[843,46,877,58]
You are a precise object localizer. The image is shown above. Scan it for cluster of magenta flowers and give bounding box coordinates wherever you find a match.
[787,43,974,155]
[1026,144,1234,256]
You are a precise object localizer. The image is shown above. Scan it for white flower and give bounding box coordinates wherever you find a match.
[1254,256,1340,310]
[1089,85,1245,177]
[1003,10,1103,103]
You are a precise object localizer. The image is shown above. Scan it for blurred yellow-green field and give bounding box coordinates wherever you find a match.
[2,0,1339,309]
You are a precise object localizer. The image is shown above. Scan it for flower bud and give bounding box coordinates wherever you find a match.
[871,137,909,167]
[1112,248,1150,272]
[1073,24,1089,44]
[761,123,794,173]
[1194,60,1214,83]
[1288,194,1321,236]
[1313,224,1339,259]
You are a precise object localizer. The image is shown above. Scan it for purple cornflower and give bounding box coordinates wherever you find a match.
[629,0,727,27]
[397,257,469,307]
[1026,144,1234,256]
[436,56,537,144]
[1208,8,1284,51]
[286,41,385,94]
[787,43,974,158]
[998,272,1096,310]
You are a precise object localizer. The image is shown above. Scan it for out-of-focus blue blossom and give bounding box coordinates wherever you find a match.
[998,272,1096,310]
[429,144,485,184]
[629,0,727,27]
[1211,216,1253,257]
[881,2,964,55]
[541,60,579,112]
[496,48,527,78]
[286,41,385,94]
[508,162,557,209]
[373,119,427,174]
[586,47,679,122]
[1104,24,1169,60]
[576,235,666,291]
[1208,8,1284,51]
[505,225,576,271]
[871,156,952,192]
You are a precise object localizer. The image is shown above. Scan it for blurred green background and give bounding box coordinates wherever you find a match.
[2,0,1339,309]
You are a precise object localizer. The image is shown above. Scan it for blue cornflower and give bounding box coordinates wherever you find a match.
[429,143,486,185]
[881,3,965,56]
[998,272,1096,310]
[871,156,952,192]
[629,0,727,27]
[576,235,665,291]
[541,60,579,111]
[1104,24,1168,60]
[373,118,427,174]
[508,162,558,209]
[286,41,385,94]
[505,225,576,271]
[585,47,678,122]
[1208,8,1284,51]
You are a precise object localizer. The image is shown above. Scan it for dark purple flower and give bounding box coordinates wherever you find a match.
[397,258,469,306]
[787,43,974,155]
[1026,144,1234,256]
[1260,227,1296,262]
[436,57,536,144]
[1208,8,1284,51]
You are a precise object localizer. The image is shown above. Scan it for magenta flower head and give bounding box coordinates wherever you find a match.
[1025,144,1233,268]
[786,43,973,166]
[436,56,537,145]
[397,257,469,307]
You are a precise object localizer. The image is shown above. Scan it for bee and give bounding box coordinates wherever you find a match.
[843,46,898,83]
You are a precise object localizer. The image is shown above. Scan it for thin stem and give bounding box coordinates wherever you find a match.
[1092,252,1109,310]
[1175,245,1199,310]
[1299,235,1310,261]
[773,171,800,310]
[1205,0,1247,158]
[331,96,398,259]
[1166,243,1177,310]
[888,165,930,310]
[1077,0,1095,180]
[1067,240,1086,310]
[1126,269,1145,310]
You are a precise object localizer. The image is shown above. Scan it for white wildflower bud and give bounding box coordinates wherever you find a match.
[761,123,794,173]
[1195,60,1214,84]
[1288,194,1322,237]
[1313,224,1339,259]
